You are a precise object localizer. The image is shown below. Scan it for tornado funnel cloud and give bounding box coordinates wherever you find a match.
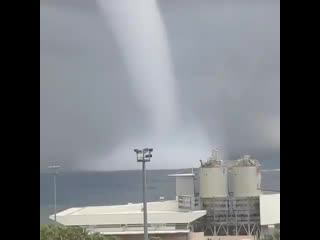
[97,0,178,133]
[89,0,214,170]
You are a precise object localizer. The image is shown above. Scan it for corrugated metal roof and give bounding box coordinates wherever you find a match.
[58,200,178,216]
[259,194,280,225]
[52,200,206,226]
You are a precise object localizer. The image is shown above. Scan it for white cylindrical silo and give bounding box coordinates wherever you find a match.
[230,155,261,197]
[199,165,228,198]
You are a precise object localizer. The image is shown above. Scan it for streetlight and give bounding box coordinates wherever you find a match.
[48,165,60,223]
[134,148,153,240]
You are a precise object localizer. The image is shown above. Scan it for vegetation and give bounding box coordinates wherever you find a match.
[273,228,280,240]
[40,225,116,240]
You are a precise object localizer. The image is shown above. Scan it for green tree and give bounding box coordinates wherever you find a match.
[40,225,116,240]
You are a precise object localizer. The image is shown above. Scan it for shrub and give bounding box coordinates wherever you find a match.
[40,225,116,240]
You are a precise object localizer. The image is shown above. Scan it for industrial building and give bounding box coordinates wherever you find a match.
[51,149,280,240]
[259,194,280,239]
[53,200,206,240]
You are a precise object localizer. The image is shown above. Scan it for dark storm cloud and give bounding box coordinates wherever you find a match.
[41,2,149,169]
[40,0,279,170]
[159,0,279,160]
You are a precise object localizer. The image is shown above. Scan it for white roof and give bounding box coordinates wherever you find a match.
[168,173,195,177]
[259,194,280,225]
[52,200,206,226]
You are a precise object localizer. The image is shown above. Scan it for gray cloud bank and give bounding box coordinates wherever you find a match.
[41,0,279,171]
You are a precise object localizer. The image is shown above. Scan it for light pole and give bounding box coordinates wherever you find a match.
[48,165,60,223]
[134,148,153,240]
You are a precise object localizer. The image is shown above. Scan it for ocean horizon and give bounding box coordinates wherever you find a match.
[40,168,280,224]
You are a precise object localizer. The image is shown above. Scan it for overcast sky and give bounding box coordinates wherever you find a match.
[40,0,280,171]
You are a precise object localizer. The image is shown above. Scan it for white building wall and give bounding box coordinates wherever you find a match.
[176,177,195,196]
[259,194,280,225]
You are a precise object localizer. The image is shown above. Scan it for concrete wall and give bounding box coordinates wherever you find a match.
[116,233,188,240]
[189,232,204,240]
[188,233,255,240]
[204,236,255,240]
[114,233,255,240]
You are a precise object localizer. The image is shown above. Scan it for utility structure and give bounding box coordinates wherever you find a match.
[50,147,280,239]
[198,152,262,237]
[134,148,153,240]
[48,165,60,223]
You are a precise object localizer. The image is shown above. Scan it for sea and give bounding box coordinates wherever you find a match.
[40,169,280,224]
